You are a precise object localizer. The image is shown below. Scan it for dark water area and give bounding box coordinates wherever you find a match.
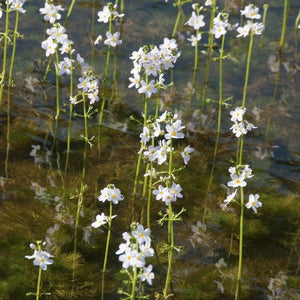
[0,0,300,299]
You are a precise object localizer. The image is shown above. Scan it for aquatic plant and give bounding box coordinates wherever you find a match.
[93,184,123,300]
[116,222,154,299]
[25,241,53,299]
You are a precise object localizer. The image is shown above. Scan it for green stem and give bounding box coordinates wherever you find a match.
[241,32,254,109]
[63,0,77,27]
[172,0,182,38]
[5,9,20,178]
[206,33,225,197]
[55,49,60,120]
[235,187,244,300]
[194,29,199,71]
[101,201,113,300]
[36,267,42,300]
[279,0,288,50]
[130,266,138,300]
[164,139,174,297]
[0,3,10,110]
[98,17,112,153]
[200,0,216,111]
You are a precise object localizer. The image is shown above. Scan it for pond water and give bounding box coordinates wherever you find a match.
[1,0,300,299]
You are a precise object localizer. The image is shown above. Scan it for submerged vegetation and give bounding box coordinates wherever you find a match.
[0,0,300,299]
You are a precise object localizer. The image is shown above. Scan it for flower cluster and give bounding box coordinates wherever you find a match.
[74,70,100,105]
[116,223,155,285]
[91,184,122,229]
[237,5,264,38]
[95,3,124,47]
[141,111,193,166]
[211,12,229,39]
[153,182,183,206]
[41,23,73,57]
[230,107,256,138]
[224,107,262,213]
[97,184,124,204]
[129,39,180,98]
[224,164,262,213]
[25,241,54,271]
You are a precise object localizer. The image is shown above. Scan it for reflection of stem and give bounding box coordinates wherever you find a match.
[72,93,88,283]
[65,51,74,175]
[265,51,282,142]
[132,97,148,221]
[101,201,113,300]
[205,34,225,208]
[0,2,10,110]
[293,10,300,68]
[201,0,216,111]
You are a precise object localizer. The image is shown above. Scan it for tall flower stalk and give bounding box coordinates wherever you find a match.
[201,0,216,111]
[205,12,230,211]
[0,1,11,110]
[91,184,123,300]
[4,0,26,178]
[228,5,264,299]
[95,3,124,152]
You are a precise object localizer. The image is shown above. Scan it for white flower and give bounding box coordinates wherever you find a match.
[97,5,111,23]
[187,33,202,46]
[138,80,157,98]
[58,57,71,76]
[246,194,262,213]
[97,185,124,204]
[39,2,64,24]
[181,145,194,165]
[94,35,103,45]
[91,212,108,228]
[140,126,151,144]
[241,5,261,20]
[140,264,155,285]
[104,32,122,47]
[185,11,205,30]
[227,173,247,188]
[132,224,151,245]
[25,249,54,271]
[224,189,237,206]
[237,22,251,38]
[41,38,57,57]
[165,119,185,139]
[230,107,246,122]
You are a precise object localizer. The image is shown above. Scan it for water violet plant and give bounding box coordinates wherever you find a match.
[25,241,53,299]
